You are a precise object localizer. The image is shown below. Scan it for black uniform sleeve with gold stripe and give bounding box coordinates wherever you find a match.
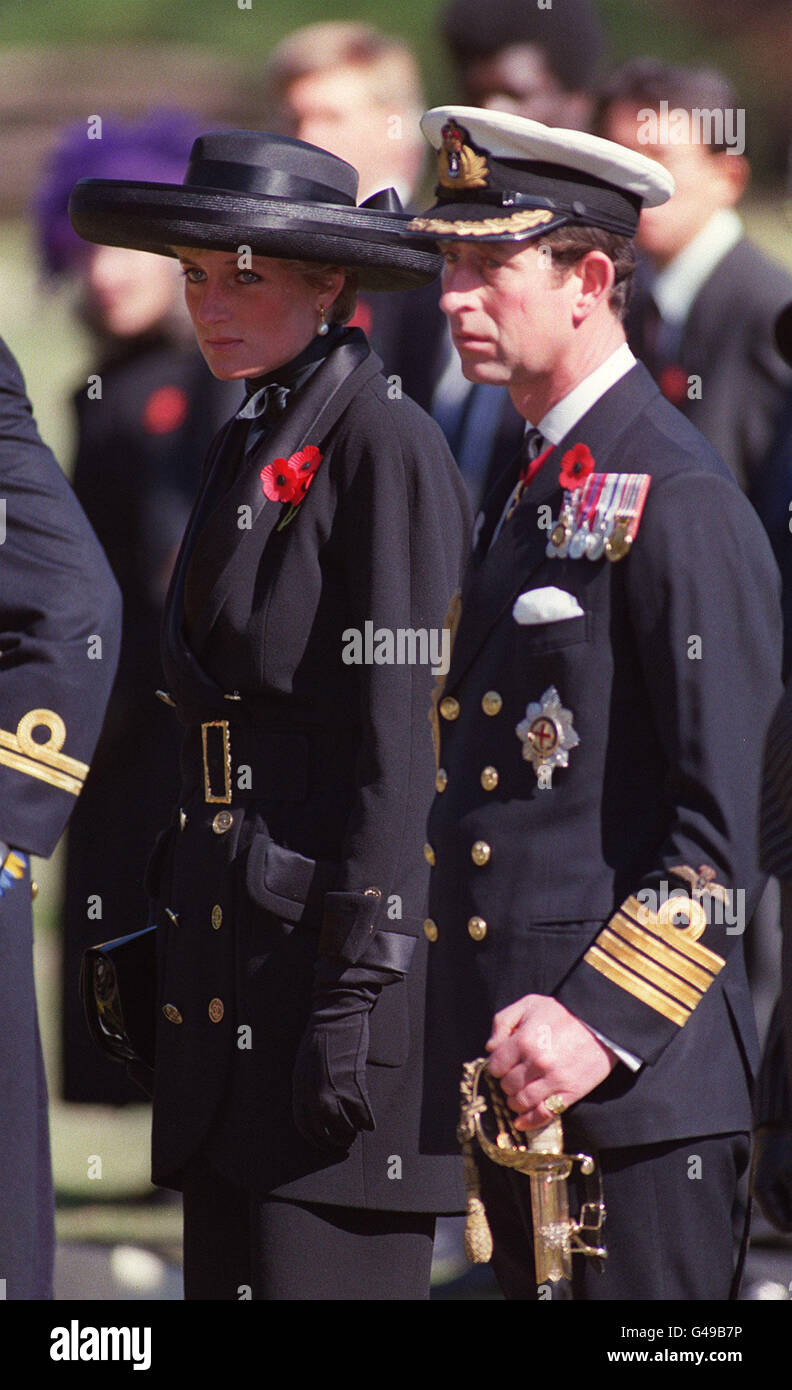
[557,468,783,1064]
[0,338,121,857]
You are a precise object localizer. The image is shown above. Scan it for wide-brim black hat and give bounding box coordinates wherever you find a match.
[68,130,442,292]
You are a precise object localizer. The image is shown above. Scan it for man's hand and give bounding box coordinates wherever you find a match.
[486,994,618,1131]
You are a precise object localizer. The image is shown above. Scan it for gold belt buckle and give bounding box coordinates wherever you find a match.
[201,720,232,804]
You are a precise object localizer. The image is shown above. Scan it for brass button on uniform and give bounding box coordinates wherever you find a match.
[208,997,224,1023]
[424,843,436,866]
[31,881,38,899]
[471,841,491,867]
[179,808,188,830]
[162,1003,183,1025]
[481,690,503,717]
[481,766,499,791]
[212,810,233,834]
[467,916,487,942]
[439,696,460,721]
[424,919,438,942]
[436,768,448,793]
[211,904,223,930]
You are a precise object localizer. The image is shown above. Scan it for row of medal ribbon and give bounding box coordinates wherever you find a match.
[547,472,651,563]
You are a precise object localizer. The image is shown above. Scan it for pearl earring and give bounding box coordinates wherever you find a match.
[317,305,329,336]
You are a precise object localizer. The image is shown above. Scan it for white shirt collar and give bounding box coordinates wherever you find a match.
[535,341,637,446]
[651,207,743,324]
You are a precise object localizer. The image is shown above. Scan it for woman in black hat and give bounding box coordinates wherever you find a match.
[70,131,469,1299]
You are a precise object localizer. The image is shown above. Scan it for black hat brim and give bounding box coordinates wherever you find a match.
[68,179,442,291]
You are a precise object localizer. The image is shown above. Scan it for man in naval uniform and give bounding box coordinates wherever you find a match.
[0,338,120,1298]
[407,107,784,1300]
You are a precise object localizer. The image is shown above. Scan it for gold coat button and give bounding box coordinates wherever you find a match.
[471,841,491,867]
[468,916,487,941]
[424,843,436,866]
[424,919,438,942]
[211,904,223,930]
[31,881,38,899]
[481,691,503,717]
[208,997,224,1023]
[212,810,233,834]
[481,766,499,791]
[162,1003,183,1025]
[179,808,188,830]
[439,696,460,721]
[436,768,448,793]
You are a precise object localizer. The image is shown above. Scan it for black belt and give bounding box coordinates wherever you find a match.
[183,721,311,804]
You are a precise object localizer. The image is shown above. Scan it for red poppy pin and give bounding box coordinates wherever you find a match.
[558,442,595,492]
[260,446,323,530]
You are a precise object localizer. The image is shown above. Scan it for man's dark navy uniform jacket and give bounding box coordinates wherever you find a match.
[0,338,120,1298]
[423,359,783,1159]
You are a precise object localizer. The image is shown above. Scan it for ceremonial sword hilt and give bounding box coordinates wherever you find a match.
[457,1056,607,1284]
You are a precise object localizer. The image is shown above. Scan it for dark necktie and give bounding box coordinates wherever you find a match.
[486,428,547,552]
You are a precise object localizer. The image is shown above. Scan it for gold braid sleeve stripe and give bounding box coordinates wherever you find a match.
[608,913,715,992]
[407,208,555,238]
[584,945,691,1027]
[596,928,703,1010]
[0,709,88,797]
[0,747,85,795]
[620,895,725,974]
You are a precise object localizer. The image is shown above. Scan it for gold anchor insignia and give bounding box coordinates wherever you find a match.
[429,588,463,768]
[0,708,88,795]
[437,120,490,190]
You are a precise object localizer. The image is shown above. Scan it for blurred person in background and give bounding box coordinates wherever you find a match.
[440,0,606,129]
[33,112,238,1106]
[596,59,792,499]
[428,0,608,508]
[264,21,425,205]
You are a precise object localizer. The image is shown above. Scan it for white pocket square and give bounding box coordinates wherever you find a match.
[512,587,585,625]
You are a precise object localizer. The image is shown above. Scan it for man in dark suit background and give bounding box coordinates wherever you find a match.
[408,105,783,1299]
[0,338,120,1297]
[596,59,792,498]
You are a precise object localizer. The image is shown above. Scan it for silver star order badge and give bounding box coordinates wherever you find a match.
[516,685,579,786]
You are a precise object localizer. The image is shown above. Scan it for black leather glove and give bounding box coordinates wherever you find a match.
[292,961,385,1149]
[752,1125,792,1232]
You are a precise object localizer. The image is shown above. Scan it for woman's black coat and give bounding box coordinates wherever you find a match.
[146,328,471,1211]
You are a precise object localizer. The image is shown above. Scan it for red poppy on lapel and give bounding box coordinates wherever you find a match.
[261,445,323,530]
[559,442,595,492]
[260,461,298,502]
[288,446,323,499]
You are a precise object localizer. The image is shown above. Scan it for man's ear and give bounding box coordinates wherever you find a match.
[572,250,616,321]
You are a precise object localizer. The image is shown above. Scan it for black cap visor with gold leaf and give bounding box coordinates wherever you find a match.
[407,112,669,244]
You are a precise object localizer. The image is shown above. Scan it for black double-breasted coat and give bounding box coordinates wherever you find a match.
[422,361,783,1160]
[0,338,120,1298]
[146,328,470,1211]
